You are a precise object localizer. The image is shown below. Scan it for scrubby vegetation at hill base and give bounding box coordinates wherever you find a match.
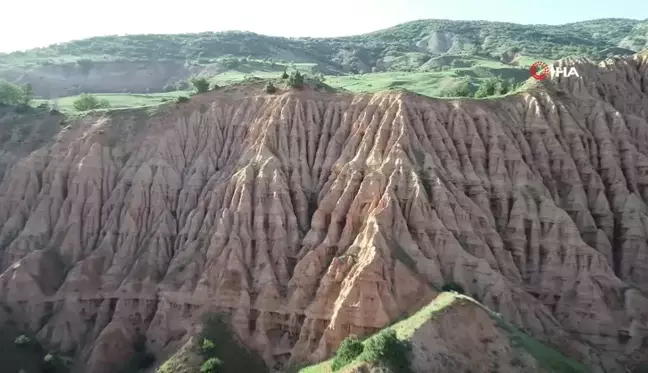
[0,322,68,373]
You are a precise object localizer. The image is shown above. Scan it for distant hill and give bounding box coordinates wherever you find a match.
[0,18,646,97]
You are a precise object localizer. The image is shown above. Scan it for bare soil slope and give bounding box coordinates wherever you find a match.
[0,55,648,373]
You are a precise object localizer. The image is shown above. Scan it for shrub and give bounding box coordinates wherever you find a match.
[440,80,471,97]
[14,335,31,347]
[264,81,277,94]
[331,335,364,371]
[190,77,210,93]
[72,93,110,111]
[176,96,190,103]
[201,338,216,355]
[362,330,411,372]
[42,353,65,373]
[281,71,289,79]
[441,282,465,294]
[201,357,223,373]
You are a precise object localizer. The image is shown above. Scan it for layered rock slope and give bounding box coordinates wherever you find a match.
[1,55,648,373]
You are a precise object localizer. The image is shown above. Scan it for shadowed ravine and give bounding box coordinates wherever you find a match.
[0,56,647,373]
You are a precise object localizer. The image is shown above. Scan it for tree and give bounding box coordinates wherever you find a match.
[72,93,110,111]
[0,80,33,106]
[190,77,210,93]
[287,71,305,89]
[474,77,513,98]
[281,70,289,79]
[264,81,277,94]
[474,78,497,98]
[21,83,33,105]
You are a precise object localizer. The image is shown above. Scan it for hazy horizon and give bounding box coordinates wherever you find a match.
[2,0,647,53]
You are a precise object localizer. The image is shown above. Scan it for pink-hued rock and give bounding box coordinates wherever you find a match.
[0,55,647,372]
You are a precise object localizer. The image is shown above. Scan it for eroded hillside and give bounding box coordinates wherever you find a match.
[0,55,648,373]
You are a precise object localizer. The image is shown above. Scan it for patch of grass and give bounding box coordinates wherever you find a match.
[299,293,458,373]
[492,313,588,373]
[331,336,364,371]
[33,92,182,112]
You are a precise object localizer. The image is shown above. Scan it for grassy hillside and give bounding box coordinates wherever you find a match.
[3,18,647,110]
[0,18,644,73]
[300,292,589,373]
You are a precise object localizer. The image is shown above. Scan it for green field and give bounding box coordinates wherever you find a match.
[33,92,183,112]
[29,55,541,113]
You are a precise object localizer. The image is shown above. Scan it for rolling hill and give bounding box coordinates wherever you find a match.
[0,18,646,99]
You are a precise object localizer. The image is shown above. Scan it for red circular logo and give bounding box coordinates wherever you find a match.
[530,61,549,80]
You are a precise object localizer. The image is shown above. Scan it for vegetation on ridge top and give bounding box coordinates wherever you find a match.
[2,18,647,112]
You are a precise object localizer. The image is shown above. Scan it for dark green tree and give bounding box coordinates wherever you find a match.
[264,81,277,93]
[287,71,305,89]
[190,77,210,93]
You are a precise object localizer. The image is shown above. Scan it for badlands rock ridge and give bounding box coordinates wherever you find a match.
[0,55,648,373]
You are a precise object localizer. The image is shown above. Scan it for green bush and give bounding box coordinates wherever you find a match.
[201,338,216,355]
[474,77,514,98]
[440,80,471,97]
[362,330,411,372]
[281,71,289,79]
[176,96,190,103]
[190,77,210,93]
[72,93,110,111]
[14,335,31,347]
[441,282,465,294]
[331,335,364,371]
[42,353,65,373]
[201,357,223,373]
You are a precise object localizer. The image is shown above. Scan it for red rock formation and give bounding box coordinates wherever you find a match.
[0,55,647,372]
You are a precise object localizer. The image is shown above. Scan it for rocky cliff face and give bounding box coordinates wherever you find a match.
[0,55,647,373]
